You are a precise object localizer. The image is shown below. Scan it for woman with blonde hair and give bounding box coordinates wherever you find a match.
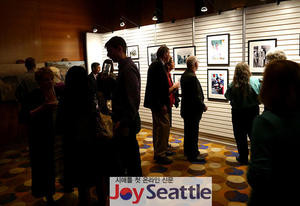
[225,62,260,165]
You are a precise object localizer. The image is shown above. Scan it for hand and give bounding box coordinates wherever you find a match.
[173,82,180,89]
[161,105,168,114]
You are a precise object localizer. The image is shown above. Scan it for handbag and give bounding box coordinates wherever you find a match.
[96,111,113,139]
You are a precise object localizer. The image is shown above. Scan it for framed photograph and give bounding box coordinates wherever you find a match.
[133,61,140,72]
[147,45,161,66]
[127,45,139,59]
[248,39,277,73]
[207,69,228,101]
[173,73,182,96]
[207,34,230,66]
[173,46,196,70]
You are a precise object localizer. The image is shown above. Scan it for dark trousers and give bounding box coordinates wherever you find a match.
[232,105,259,162]
[183,115,202,159]
[116,123,142,176]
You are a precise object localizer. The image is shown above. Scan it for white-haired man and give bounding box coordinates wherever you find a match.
[180,56,207,162]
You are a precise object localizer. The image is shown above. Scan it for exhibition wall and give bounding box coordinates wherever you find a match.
[99,0,300,144]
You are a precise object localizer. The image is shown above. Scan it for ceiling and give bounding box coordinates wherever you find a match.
[94,0,281,33]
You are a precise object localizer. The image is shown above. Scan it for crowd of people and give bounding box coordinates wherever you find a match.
[14,36,300,205]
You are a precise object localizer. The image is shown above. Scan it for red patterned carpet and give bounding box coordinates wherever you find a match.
[0,128,250,206]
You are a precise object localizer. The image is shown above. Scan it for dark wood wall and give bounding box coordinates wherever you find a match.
[0,0,101,64]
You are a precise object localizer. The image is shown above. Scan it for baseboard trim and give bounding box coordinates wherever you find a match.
[141,121,238,147]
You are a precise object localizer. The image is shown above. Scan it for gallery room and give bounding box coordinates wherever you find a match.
[0,0,299,205]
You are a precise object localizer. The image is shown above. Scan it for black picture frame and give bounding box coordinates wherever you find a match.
[173,73,182,96]
[127,45,139,59]
[206,33,230,66]
[147,45,162,66]
[173,46,196,70]
[248,38,277,74]
[207,69,229,101]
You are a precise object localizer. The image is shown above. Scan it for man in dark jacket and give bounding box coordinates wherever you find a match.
[105,36,142,176]
[144,45,173,165]
[88,62,100,109]
[180,56,208,162]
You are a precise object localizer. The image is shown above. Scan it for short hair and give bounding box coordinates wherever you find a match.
[186,56,197,69]
[156,45,169,60]
[35,67,54,83]
[91,62,100,72]
[266,48,287,63]
[25,57,36,71]
[260,60,300,113]
[105,36,127,53]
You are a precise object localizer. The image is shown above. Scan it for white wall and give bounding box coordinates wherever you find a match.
[86,32,103,74]
[99,0,300,143]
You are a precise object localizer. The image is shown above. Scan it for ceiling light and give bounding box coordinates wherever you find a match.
[92,27,98,33]
[201,6,208,12]
[152,15,158,21]
[120,19,125,27]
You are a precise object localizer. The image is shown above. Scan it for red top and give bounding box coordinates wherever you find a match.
[166,71,175,108]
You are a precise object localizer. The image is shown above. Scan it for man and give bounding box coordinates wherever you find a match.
[88,62,100,109]
[144,45,173,165]
[180,56,208,162]
[105,36,142,176]
[15,57,39,124]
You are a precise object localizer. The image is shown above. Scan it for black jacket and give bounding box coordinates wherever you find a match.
[180,69,205,119]
[144,60,170,111]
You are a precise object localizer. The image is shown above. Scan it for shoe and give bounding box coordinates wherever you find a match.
[236,156,248,165]
[155,156,173,165]
[166,151,176,156]
[188,155,206,163]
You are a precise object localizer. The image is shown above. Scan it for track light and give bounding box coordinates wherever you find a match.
[92,27,98,33]
[201,6,208,12]
[120,16,140,28]
[152,14,158,21]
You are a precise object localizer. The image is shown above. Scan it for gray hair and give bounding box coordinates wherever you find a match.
[266,48,287,63]
[186,56,197,69]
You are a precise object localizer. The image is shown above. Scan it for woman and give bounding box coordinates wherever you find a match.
[61,66,98,205]
[225,62,260,165]
[247,60,300,205]
[165,57,180,154]
[26,67,57,205]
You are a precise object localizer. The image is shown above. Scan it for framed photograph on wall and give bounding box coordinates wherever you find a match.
[248,39,277,73]
[133,61,140,72]
[207,33,230,66]
[127,45,139,59]
[173,46,196,70]
[207,69,228,101]
[173,73,182,95]
[147,45,161,66]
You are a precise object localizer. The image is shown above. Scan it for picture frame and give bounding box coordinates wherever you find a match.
[173,46,196,70]
[173,73,182,96]
[127,45,139,59]
[207,33,230,66]
[248,39,277,74]
[207,69,228,101]
[147,45,162,66]
[133,61,140,72]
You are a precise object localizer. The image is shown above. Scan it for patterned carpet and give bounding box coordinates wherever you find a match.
[0,128,250,206]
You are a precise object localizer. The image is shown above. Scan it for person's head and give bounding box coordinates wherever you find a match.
[91,62,100,74]
[186,56,198,72]
[157,45,170,64]
[65,66,88,91]
[266,48,287,65]
[105,36,127,62]
[260,60,300,114]
[25,57,36,71]
[35,67,54,90]
[232,62,251,96]
[165,57,175,72]
[49,66,63,84]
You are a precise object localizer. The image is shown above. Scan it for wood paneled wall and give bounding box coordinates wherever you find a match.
[0,0,101,64]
